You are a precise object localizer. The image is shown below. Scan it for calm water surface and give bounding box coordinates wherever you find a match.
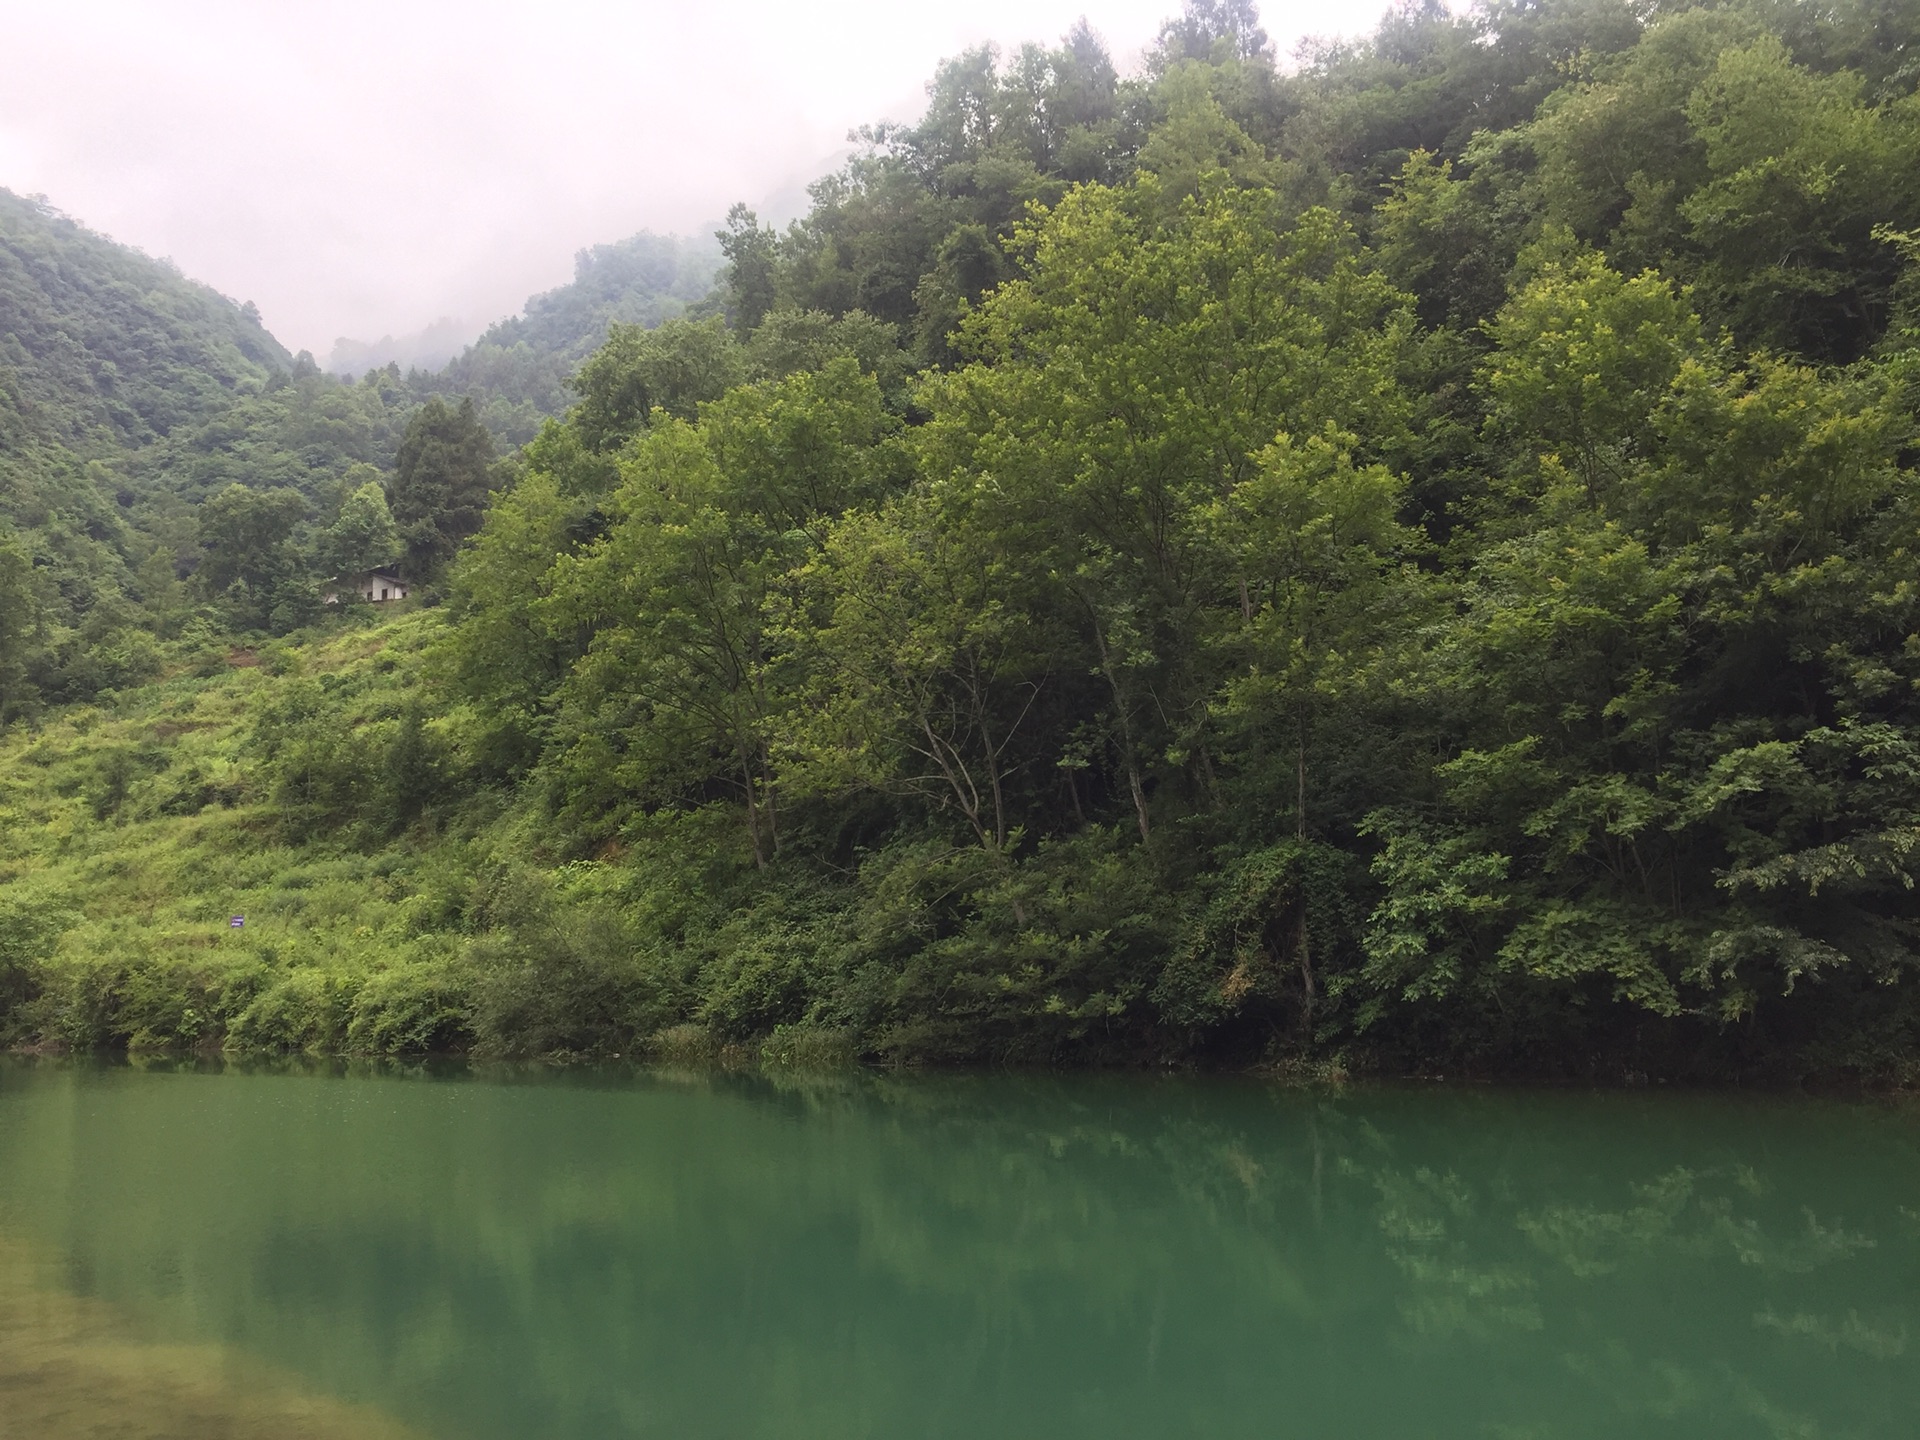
[0,1061,1915,1439]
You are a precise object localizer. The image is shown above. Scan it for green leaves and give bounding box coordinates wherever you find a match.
[319,479,401,577]
[1483,244,1702,496]
[0,525,39,721]
[1356,816,1511,1014]
[1136,62,1280,211]
[1529,9,1920,361]
[1343,239,1920,1045]
[0,887,73,1030]
[781,494,1044,853]
[526,362,897,860]
[194,483,315,631]
[569,317,746,456]
[925,181,1419,841]
[287,5,1920,1069]
[390,396,497,581]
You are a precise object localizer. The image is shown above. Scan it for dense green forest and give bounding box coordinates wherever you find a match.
[8,0,1920,1079]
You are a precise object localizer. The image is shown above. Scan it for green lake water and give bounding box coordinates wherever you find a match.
[0,1062,1915,1439]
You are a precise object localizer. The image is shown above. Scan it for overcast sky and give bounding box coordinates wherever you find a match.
[0,0,1393,357]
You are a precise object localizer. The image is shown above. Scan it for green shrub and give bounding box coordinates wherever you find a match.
[24,948,269,1052]
[760,1023,858,1070]
[346,962,472,1054]
[466,909,677,1058]
[0,892,71,1040]
[694,913,832,1040]
[226,966,363,1053]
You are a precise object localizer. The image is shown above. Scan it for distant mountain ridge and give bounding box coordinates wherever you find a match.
[326,232,721,389]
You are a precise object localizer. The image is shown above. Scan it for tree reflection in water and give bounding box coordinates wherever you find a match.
[0,1061,1913,1439]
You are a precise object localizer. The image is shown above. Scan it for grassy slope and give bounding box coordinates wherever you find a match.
[1,603,856,1064]
[0,610,483,1054]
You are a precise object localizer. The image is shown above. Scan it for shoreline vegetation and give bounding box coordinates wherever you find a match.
[9,0,1920,1083]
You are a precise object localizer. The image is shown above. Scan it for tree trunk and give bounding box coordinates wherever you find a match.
[738,743,766,868]
[1127,765,1152,845]
[1295,715,1307,843]
[1295,903,1316,1042]
[760,741,780,856]
[1087,611,1151,843]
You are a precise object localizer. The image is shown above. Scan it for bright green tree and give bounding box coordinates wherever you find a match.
[321,477,402,577]
[921,180,1414,841]
[784,493,1048,858]
[536,359,896,860]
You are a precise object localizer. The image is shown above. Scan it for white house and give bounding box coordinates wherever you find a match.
[323,569,410,604]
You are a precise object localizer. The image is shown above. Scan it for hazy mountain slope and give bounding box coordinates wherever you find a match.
[324,318,479,378]
[0,189,304,713]
[0,191,719,716]
[0,191,415,712]
[432,231,720,445]
[0,189,290,456]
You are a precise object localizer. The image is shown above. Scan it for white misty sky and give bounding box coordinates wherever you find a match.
[0,0,1395,356]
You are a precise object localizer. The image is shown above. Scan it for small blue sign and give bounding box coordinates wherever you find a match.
[229,916,245,929]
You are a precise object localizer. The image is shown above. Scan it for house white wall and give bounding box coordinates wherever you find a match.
[322,571,410,604]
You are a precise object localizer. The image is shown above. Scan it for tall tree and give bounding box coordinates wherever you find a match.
[922,182,1414,843]
[320,476,402,577]
[536,359,897,859]
[1152,0,1274,69]
[718,204,779,336]
[569,317,746,459]
[195,484,306,600]
[389,396,497,581]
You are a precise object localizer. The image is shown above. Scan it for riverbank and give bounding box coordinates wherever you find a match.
[3,608,1917,1084]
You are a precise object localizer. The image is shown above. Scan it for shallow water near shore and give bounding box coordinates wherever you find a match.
[0,1059,1915,1439]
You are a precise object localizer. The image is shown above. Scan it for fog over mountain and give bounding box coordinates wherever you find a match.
[323,318,481,377]
[0,0,1387,357]
[322,153,845,376]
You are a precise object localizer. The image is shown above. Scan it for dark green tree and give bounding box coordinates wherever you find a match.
[195,483,308,626]
[718,204,778,335]
[389,396,497,580]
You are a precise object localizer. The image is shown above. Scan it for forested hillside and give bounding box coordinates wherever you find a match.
[0,187,301,713]
[433,231,720,445]
[0,186,458,712]
[0,196,717,719]
[8,0,1920,1080]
